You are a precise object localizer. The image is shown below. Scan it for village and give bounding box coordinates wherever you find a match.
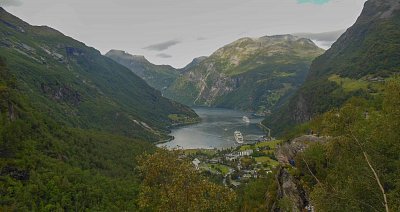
[183,139,281,188]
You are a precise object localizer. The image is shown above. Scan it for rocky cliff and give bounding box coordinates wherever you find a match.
[271,135,327,211]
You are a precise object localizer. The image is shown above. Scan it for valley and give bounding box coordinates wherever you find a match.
[1,0,400,211]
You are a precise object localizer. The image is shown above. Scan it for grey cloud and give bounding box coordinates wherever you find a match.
[294,30,345,42]
[156,53,172,58]
[197,37,207,41]
[143,40,181,51]
[0,0,22,7]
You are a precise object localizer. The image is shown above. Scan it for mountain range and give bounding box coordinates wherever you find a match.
[1,0,400,210]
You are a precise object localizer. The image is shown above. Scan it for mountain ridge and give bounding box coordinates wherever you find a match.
[0,7,198,141]
[106,49,180,91]
[165,34,324,113]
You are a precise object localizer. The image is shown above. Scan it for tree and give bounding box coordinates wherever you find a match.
[296,78,400,211]
[136,149,236,211]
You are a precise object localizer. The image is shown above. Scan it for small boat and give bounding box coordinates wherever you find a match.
[242,116,250,123]
[234,131,244,144]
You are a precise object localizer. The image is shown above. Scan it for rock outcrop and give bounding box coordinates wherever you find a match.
[272,135,327,211]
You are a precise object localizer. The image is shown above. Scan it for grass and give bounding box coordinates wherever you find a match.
[328,74,369,92]
[207,164,230,175]
[254,157,279,167]
[239,145,252,151]
[183,149,217,156]
[240,140,281,151]
[255,140,281,149]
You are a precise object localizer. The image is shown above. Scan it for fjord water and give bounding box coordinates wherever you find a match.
[158,107,266,149]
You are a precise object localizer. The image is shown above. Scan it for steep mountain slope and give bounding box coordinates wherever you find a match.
[180,56,207,73]
[165,35,324,113]
[0,8,197,141]
[0,50,157,211]
[105,50,180,91]
[265,0,400,134]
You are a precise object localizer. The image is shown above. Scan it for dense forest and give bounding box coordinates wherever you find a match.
[264,78,400,211]
[0,57,236,210]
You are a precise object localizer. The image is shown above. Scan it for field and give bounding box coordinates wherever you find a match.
[255,156,279,167]
[183,149,217,156]
[239,140,282,151]
[206,164,231,175]
[328,74,369,92]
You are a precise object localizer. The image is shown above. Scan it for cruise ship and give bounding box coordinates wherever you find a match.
[234,131,244,144]
[242,116,250,123]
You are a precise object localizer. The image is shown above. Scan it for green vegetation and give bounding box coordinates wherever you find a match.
[0,57,156,210]
[0,9,197,141]
[106,50,180,91]
[328,74,370,92]
[183,149,217,156]
[266,5,400,135]
[254,157,279,166]
[166,35,324,112]
[255,140,281,149]
[236,174,278,211]
[262,79,400,211]
[292,78,400,211]
[240,140,281,151]
[137,150,236,211]
[0,8,197,211]
[207,164,230,175]
[2,0,400,211]
[168,113,200,125]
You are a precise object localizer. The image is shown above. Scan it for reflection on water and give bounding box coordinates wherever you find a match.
[158,107,266,149]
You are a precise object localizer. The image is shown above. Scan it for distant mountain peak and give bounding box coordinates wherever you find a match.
[106,50,180,91]
[180,56,208,72]
[106,50,149,63]
[259,34,300,41]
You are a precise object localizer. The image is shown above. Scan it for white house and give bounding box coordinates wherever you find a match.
[192,158,201,170]
[239,149,253,156]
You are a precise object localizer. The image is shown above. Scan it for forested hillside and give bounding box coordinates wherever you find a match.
[265,0,400,134]
[0,57,155,210]
[0,7,198,141]
[264,78,400,211]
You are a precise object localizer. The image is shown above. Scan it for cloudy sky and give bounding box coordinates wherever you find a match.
[2,0,366,67]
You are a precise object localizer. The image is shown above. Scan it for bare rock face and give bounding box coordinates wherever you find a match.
[276,135,327,165]
[41,83,81,105]
[274,167,309,211]
[272,135,327,211]
[7,101,15,120]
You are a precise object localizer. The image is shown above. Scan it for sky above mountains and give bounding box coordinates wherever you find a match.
[2,0,366,68]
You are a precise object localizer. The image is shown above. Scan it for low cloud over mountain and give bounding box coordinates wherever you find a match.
[143,40,181,51]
